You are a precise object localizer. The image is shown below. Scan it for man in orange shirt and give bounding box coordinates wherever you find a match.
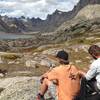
[36,50,84,100]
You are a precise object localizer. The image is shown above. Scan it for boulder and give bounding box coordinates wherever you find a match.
[42,48,64,55]
[0,77,56,100]
[40,59,56,68]
[25,60,37,68]
[69,44,90,52]
[75,60,82,63]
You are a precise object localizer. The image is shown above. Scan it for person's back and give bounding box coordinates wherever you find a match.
[46,64,81,100]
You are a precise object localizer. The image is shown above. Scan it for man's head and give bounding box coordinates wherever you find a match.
[56,50,69,64]
[88,45,100,59]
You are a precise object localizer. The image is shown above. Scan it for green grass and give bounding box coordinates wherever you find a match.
[69,50,91,69]
[67,36,100,46]
[0,53,22,60]
[2,54,21,60]
[32,44,65,53]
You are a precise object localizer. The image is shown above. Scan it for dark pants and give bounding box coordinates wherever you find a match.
[86,78,100,93]
[74,78,100,100]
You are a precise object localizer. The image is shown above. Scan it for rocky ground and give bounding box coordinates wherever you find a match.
[0,40,100,100]
[0,77,56,100]
[0,40,99,100]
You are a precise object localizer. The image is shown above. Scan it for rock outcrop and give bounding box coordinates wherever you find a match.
[75,4,100,19]
[0,77,56,100]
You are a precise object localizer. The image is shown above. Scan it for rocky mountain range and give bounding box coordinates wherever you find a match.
[0,0,100,33]
[0,0,100,51]
[0,1,100,99]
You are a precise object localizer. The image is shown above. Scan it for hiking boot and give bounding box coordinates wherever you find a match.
[36,93,45,100]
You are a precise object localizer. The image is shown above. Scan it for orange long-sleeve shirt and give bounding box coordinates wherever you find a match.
[43,65,83,100]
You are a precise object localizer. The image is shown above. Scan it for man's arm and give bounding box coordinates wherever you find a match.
[40,67,59,83]
[46,67,58,81]
[85,63,97,80]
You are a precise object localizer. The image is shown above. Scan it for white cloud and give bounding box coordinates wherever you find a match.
[0,0,79,19]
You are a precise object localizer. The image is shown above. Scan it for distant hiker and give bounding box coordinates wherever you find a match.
[36,50,84,100]
[85,45,100,92]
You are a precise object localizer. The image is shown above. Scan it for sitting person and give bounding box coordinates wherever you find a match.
[75,45,100,100]
[36,50,84,100]
[85,45,100,92]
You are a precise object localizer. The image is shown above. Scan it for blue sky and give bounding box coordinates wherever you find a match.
[0,0,79,19]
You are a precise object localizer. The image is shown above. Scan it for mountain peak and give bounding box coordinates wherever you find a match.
[54,9,63,14]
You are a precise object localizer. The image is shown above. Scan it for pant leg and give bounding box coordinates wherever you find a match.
[47,83,56,100]
[86,80,96,92]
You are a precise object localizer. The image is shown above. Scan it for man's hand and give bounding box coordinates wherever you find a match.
[40,76,48,84]
[52,80,58,85]
[78,70,86,78]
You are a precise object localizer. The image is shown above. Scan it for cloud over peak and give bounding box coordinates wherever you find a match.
[0,0,79,19]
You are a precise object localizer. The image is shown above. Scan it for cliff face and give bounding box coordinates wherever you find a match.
[75,4,100,19]
[0,16,11,33]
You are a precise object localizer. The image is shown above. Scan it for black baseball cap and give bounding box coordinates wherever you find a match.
[56,50,69,61]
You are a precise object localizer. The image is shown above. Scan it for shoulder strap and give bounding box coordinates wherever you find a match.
[66,64,72,70]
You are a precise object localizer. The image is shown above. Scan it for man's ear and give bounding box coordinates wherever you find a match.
[91,53,97,59]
